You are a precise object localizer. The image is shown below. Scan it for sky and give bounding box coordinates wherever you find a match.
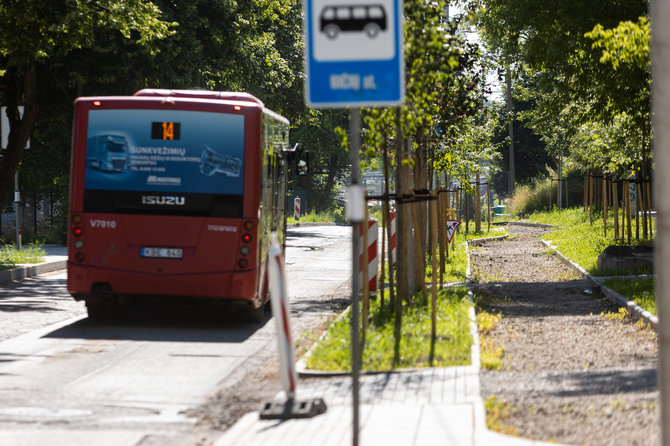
[449,3,503,101]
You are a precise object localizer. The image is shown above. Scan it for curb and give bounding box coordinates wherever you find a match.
[508,221,555,229]
[541,239,658,331]
[287,222,345,228]
[0,259,67,284]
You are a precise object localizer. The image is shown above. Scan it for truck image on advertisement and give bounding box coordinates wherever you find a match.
[200,145,242,177]
[86,134,128,172]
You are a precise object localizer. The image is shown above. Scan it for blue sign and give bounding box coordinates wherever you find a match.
[305,0,404,107]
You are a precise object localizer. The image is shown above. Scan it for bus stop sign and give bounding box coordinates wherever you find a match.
[304,0,405,107]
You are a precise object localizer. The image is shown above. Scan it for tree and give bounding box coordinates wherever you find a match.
[0,0,172,215]
[467,0,650,186]
[289,108,350,213]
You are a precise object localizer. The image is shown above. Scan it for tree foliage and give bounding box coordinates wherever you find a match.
[467,0,650,178]
[0,0,173,223]
[0,0,319,239]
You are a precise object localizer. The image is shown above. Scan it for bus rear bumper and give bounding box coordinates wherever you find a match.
[67,263,257,303]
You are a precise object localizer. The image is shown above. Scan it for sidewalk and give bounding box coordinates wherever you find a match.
[215,368,559,446]
[215,316,564,446]
[0,245,67,284]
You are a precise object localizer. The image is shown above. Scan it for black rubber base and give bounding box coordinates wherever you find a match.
[259,398,327,420]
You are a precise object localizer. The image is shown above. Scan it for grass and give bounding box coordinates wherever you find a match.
[304,286,473,371]
[604,277,656,315]
[476,310,505,370]
[291,209,346,224]
[0,244,47,270]
[473,291,507,370]
[304,226,509,372]
[526,207,653,276]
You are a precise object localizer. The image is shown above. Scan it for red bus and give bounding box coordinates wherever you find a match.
[67,89,305,321]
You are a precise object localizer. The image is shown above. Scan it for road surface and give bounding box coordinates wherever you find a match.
[0,225,352,446]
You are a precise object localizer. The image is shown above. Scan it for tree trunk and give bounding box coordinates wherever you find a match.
[393,109,408,366]
[412,133,428,294]
[382,135,395,308]
[429,189,438,364]
[506,67,515,195]
[0,62,39,211]
[613,178,619,242]
[320,154,339,212]
[475,173,481,233]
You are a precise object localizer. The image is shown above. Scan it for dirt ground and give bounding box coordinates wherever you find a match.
[189,222,658,446]
[471,223,659,445]
[184,289,349,444]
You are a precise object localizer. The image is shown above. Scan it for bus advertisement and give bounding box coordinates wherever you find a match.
[67,89,306,321]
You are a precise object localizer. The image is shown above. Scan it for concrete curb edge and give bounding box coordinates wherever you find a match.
[541,240,658,331]
[0,260,67,284]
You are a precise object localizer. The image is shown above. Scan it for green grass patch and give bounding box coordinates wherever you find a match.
[604,277,656,315]
[473,292,507,370]
[526,208,653,276]
[304,286,473,371]
[0,244,46,269]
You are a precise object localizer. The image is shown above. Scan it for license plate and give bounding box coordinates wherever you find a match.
[141,247,183,259]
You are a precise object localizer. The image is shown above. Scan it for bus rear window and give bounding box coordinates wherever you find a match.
[83,109,245,217]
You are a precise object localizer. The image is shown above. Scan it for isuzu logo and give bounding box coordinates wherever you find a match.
[141,195,186,206]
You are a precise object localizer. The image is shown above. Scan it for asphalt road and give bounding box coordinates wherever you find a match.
[0,224,352,446]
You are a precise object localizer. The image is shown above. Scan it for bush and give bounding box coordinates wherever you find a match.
[506,167,584,216]
[506,182,552,215]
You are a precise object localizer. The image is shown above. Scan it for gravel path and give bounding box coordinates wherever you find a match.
[471,223,659,445]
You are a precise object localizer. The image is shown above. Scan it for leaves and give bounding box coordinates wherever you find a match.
[469,0,651,176]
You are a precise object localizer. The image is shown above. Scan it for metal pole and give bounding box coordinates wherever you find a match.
[14,171,20,250]
[652,2,670,443]
[349,108,362,446]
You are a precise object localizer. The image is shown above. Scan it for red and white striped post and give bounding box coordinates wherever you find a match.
[294,197,301,221]
[268,232,297,400]
[260,233,327,419]
[359,219,378,292]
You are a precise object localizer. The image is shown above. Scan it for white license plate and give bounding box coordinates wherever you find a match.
[141,247,183,259]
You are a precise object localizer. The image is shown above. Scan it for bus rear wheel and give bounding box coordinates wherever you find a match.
[86,300,126,320]
[245,300,269,323]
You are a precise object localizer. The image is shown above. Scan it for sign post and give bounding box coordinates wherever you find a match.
[304,1,404,443]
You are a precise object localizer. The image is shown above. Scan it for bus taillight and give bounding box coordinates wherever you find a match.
[236,220,256,269]
[71,215,85,261]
